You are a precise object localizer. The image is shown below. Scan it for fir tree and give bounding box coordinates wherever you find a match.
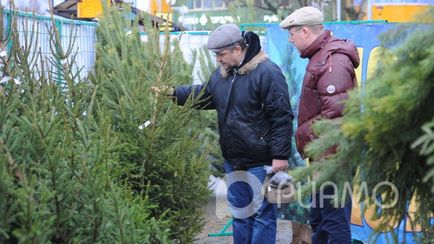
[92,4,211,242]
[0,8,169,242]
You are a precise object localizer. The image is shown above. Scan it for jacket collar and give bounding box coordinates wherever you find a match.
[220,50,268,78]
[300,30,332,59]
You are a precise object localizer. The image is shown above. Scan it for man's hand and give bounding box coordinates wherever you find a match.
[150,86,174,97]
[272,159,288,172]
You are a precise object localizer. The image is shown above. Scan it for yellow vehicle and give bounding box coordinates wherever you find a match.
[149,0,173,30]
[77,0,109,19]
[76,0,173,19]
[371,0,433,22]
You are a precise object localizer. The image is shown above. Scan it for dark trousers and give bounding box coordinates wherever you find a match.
[310,186,352,244]
[224,161,277,244]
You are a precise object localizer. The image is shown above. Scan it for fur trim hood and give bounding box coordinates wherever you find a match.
[220,50,268,78]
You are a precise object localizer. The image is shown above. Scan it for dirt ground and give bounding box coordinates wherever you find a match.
[194,197,293,244]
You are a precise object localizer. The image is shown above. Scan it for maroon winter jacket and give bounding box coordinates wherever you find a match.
[296,30,360,158]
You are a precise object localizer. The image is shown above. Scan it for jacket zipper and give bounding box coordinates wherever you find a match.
[222,73,237,124]
[231,75,236,83]
[260,127,270,140]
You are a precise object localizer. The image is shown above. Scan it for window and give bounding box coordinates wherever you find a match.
[204,0,212,8]
[254,0,290,6]
[191,0,227,9]
[214,0,224,7]
[373,0,431,2]
[195,0,202,8]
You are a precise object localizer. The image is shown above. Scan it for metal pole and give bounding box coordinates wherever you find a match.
[337,0,341,21]
[368,0,372,20]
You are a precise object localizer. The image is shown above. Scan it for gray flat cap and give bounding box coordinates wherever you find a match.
[207,24,244,53]
[280,7,324,29]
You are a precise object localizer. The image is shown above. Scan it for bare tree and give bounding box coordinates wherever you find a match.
[224,0,366,21]
[223,0,311,15]
[344,0,366,20]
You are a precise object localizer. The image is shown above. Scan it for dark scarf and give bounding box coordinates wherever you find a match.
[229,31,261,73]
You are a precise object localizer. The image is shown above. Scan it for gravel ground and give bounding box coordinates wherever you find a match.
[194,197,293,244]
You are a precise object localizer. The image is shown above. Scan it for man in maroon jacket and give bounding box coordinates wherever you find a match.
[280,7,360,244]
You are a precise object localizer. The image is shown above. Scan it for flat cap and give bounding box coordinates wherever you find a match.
[207,24,244,53]
[280,7,324,29]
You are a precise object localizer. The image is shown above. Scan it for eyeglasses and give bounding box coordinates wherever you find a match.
[288,27,303,38]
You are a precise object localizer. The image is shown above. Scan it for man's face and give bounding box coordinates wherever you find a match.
[214,46,242,70]
[288,26,308,53]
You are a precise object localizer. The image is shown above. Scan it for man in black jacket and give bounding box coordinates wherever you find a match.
[164,24,293,243]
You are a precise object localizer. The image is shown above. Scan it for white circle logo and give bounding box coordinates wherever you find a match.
[223,171,264,219]
[326,85,336,94]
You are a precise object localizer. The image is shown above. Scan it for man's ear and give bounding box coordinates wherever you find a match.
[234,45,242,54]
[301,27,310,39]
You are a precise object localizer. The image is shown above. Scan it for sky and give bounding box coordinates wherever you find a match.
[136,0,150,12]
[0,0,66,14]
[0,1,150,15]
[1,0,48,14]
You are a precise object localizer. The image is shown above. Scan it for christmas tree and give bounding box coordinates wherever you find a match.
[0,4,211,242]
[92,3,211,242]
[0,8,170,242]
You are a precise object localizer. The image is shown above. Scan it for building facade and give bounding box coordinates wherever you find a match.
[175,0,289,30]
